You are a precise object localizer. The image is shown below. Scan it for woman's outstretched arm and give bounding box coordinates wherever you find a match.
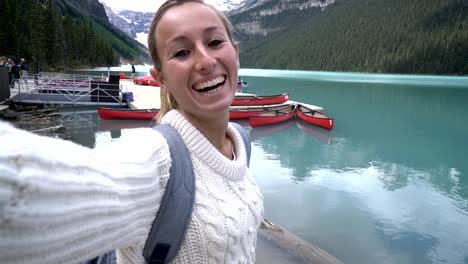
[0,121,171,264]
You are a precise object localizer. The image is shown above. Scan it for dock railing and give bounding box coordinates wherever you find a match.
[10,72,126,106]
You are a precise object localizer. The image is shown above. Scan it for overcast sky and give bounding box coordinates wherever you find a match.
[99,0,226,12]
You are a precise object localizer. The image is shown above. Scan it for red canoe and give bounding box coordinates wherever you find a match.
[229,104,295,120]
[232,93,289,106]
[230,106,265,120]
[249,104,297,128]
[133,75,160,86]
[97,107,159,120]
[119,72,131,80]
[296,104,334,130]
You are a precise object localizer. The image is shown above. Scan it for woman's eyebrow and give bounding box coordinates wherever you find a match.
[167,26,224,44]
[204,26,222,34]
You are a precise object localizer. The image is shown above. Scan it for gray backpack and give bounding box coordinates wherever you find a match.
[84,122,250,264]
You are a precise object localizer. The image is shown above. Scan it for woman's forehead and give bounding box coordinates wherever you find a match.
[156,2,224,37]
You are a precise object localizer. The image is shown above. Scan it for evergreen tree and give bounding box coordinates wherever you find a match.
[233,0,468,75]
[0,0,18,56]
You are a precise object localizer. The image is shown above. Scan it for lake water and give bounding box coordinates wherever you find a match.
[65,68,468,264]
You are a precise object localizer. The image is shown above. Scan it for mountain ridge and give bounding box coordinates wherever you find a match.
[50,0,151,65]
[235,0,468,74]
[102,0,467,74]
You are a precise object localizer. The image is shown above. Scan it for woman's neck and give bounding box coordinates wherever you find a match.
[180,110,233,159]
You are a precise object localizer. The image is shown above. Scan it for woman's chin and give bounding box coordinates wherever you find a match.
[204,101,232,115]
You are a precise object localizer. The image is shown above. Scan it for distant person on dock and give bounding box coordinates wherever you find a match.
[236,76,246,93]
[6,58,15,88]
[0,1,263,264]
[19,58,28,87]
[131,64,136,80]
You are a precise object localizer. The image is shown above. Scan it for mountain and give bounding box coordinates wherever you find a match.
[230,0,468,75]
[100,0,467,75]
[101,0,249,47]
[1,0,152,71]
[102,3,153,47]
[51,0,151,64]
[228,0,335,39]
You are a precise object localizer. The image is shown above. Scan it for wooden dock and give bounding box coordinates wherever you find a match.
[7,73,126,106]
[120,80,161,109]
[121,80,325,112]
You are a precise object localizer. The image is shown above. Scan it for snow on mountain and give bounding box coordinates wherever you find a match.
[100,0,248,47]
[208,0,247,11]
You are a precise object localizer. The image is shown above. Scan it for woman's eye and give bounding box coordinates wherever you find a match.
[173,50,190,58]
[209,39,223,47]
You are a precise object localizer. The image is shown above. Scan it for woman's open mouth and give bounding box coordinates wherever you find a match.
[192,75,226,93]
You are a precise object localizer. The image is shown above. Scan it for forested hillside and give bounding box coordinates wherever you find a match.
[0,0,150,72]
[232,0,468,75]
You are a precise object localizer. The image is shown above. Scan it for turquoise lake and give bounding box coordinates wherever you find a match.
[66,68,468,264]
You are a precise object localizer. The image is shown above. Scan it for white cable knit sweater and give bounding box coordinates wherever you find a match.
[0,109,264,264]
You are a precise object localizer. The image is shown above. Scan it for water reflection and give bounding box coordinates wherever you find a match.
[59,108,100,148]
[98,119,157,132]
[374,221,438,264]
[252,158,468,264]
[295,121,332,144]
[250,119,296,141]
[246,80,468,200]
[249,119,332,144]
[243,78,468,263]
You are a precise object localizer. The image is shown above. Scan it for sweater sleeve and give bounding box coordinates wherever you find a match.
[0,121,172,264]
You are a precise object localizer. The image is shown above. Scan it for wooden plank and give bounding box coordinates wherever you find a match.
[122,81,162,110]
[258,219,343,264]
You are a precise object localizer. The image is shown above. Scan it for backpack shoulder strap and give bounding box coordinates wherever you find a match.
[143,124,195,264]
[230,122,251,167]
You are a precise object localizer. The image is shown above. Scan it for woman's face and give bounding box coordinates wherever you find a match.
[151,2,239,121]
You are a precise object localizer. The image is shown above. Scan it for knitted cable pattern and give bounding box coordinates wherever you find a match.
[0,122,171,264]
[160,110,264,264]
[0,110,264,264]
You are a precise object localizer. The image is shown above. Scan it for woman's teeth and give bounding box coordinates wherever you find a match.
[193,76,226,92]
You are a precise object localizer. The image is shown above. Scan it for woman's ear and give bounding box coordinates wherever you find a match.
[150,67,166,91]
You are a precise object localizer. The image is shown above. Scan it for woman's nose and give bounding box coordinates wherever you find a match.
[194,46,216,72]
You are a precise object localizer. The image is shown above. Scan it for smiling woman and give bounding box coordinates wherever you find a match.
[149,1,240,127]
[0,1,263,264]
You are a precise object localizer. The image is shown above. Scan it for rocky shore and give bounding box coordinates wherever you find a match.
[0,103,69,138]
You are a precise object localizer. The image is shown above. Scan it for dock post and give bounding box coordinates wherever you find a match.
[0,68,10,103]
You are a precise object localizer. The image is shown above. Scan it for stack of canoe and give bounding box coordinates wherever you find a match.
[97,93,290,121]
[97,92,334,131]
[247,102,334,130]
[229,93,290,119]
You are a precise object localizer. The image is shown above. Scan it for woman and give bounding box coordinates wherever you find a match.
[0,1,263,263]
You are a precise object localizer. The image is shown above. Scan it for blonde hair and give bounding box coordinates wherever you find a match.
[156,90,178,123]
[148,0,238,123]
